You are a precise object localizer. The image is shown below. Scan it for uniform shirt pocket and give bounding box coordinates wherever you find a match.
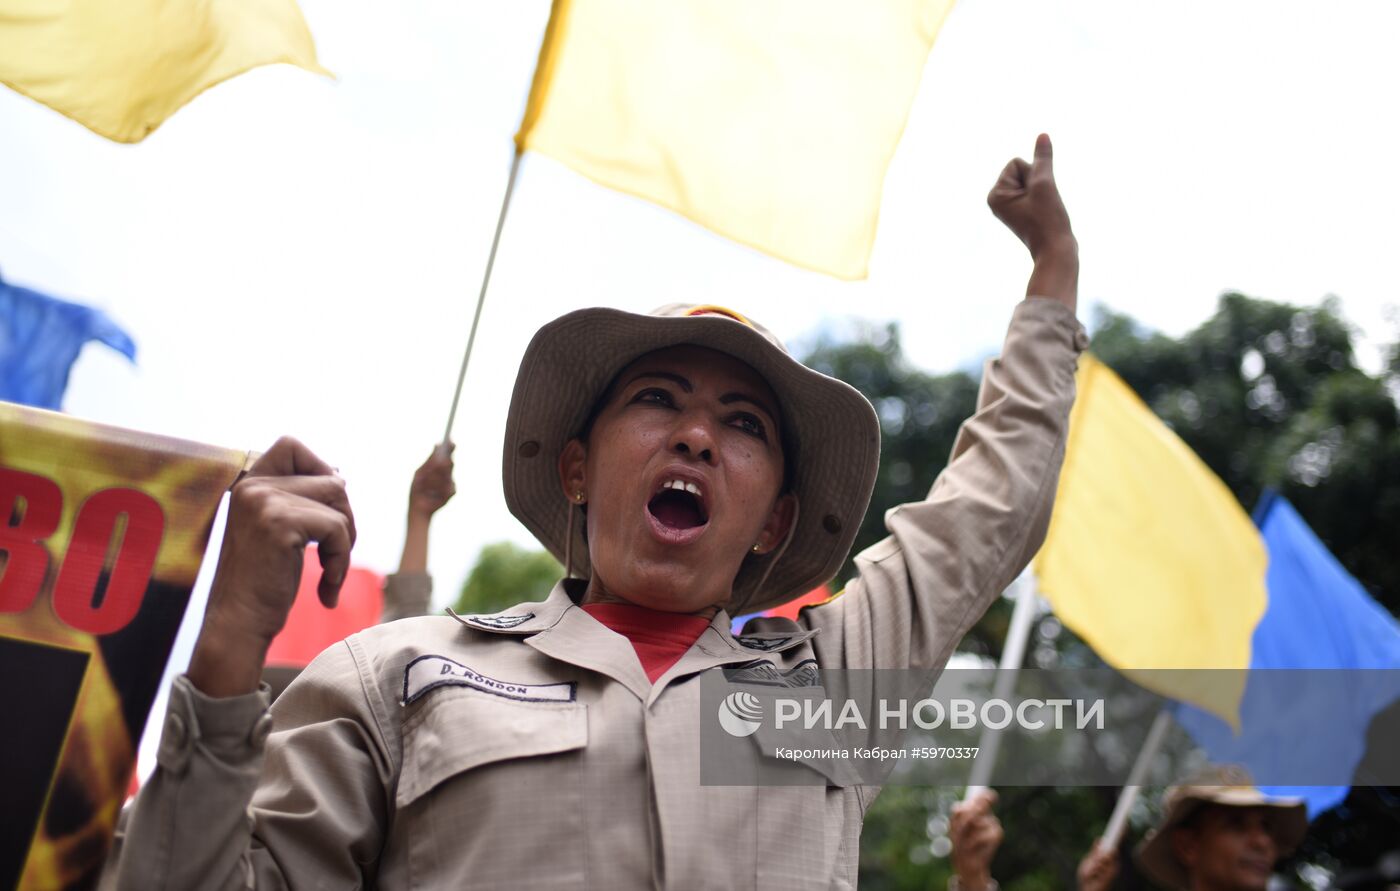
[395,692,589,890]
[397,693,587,808]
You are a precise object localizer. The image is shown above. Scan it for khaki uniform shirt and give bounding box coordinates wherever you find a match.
[110,298,1087,890]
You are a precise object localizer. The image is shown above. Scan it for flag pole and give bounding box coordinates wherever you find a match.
[964,570,1039,799]
[1098,709,1173,849]
[441,147,525,450]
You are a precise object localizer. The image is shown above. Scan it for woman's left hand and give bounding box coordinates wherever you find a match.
[987,134,1078,311]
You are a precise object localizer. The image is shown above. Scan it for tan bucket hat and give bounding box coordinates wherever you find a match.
[1134,765,1309,890]
[502,303,880,615]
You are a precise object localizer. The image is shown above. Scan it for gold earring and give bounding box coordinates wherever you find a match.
[752,543,762,553]
[574,491,585,503]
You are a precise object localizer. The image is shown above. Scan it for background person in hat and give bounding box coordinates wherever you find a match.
[1135,766,1309,891]
[108,134,1085,889]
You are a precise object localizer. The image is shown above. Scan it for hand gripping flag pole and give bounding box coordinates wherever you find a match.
[441,148,525,453]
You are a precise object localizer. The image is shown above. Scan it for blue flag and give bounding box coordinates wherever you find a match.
[1175,492,1400,817]
[0,272,135,410]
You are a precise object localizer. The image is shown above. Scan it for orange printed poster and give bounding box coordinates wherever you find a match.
[0,401,247,890]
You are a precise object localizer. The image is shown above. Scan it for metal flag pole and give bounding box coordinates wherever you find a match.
[1098,709,1174,850]
[441,147,525,450]
[964,569,1040,799]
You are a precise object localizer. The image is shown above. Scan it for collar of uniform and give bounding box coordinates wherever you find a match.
[728,626,819,656]
[524,580,656,699]
[454,584,814,651]
[452,582,820,704]
[695,611,819,658]
[447,581,579,635]
[453,581,654,698]
[643,612,820,708]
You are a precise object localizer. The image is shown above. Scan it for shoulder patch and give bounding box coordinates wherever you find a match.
[463,612,535,630]
[402,655,575,705]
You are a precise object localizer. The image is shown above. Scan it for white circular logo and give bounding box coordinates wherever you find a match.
[717,691,763,737]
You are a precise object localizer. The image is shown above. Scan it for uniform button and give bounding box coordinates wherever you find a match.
[249,713,274,747]
[166,712,187,750]
[158,711,193,774]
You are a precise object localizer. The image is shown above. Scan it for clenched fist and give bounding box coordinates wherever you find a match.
[188,437,356,698]
[408,442,456,521]
[988,133,1079,311]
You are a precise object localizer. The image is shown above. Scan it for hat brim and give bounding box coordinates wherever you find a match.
[502,308,879,614]
[1134,791,1308,889]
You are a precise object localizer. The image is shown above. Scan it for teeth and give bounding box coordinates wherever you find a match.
[661,479,702,498]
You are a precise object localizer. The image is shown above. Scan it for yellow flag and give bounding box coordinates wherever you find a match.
[0,0,327,143]
[516,0,956,280]
[1033,355,1268,727]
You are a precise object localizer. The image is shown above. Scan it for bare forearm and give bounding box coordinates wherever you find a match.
[1026,237,1079,314]
[188,612,271,698]
[398,512,431,573]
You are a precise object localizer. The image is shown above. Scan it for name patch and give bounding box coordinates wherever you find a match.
[402,655,576,705]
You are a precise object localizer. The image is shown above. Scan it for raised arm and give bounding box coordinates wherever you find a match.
[803,135,1086,671]
[188,436,356,698]
[381,442,456,622]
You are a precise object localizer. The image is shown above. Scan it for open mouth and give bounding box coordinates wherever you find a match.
[647,479,709,531]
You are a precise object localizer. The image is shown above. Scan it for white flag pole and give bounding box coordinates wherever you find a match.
[964,570,1040,799]
[442,148,525,448]
[1098,709,1173,849]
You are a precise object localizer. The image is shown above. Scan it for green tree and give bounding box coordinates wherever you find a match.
[454,541,562,615]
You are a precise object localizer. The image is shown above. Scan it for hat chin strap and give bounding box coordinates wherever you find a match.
[564,500,580,579]
[732,496,800,618]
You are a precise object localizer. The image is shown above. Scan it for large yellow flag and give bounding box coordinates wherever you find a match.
[516,0,956,280]
[1034,355,1268,726]
[0,0,326,143]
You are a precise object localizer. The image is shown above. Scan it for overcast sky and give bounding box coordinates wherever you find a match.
[2,0,1397,769]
